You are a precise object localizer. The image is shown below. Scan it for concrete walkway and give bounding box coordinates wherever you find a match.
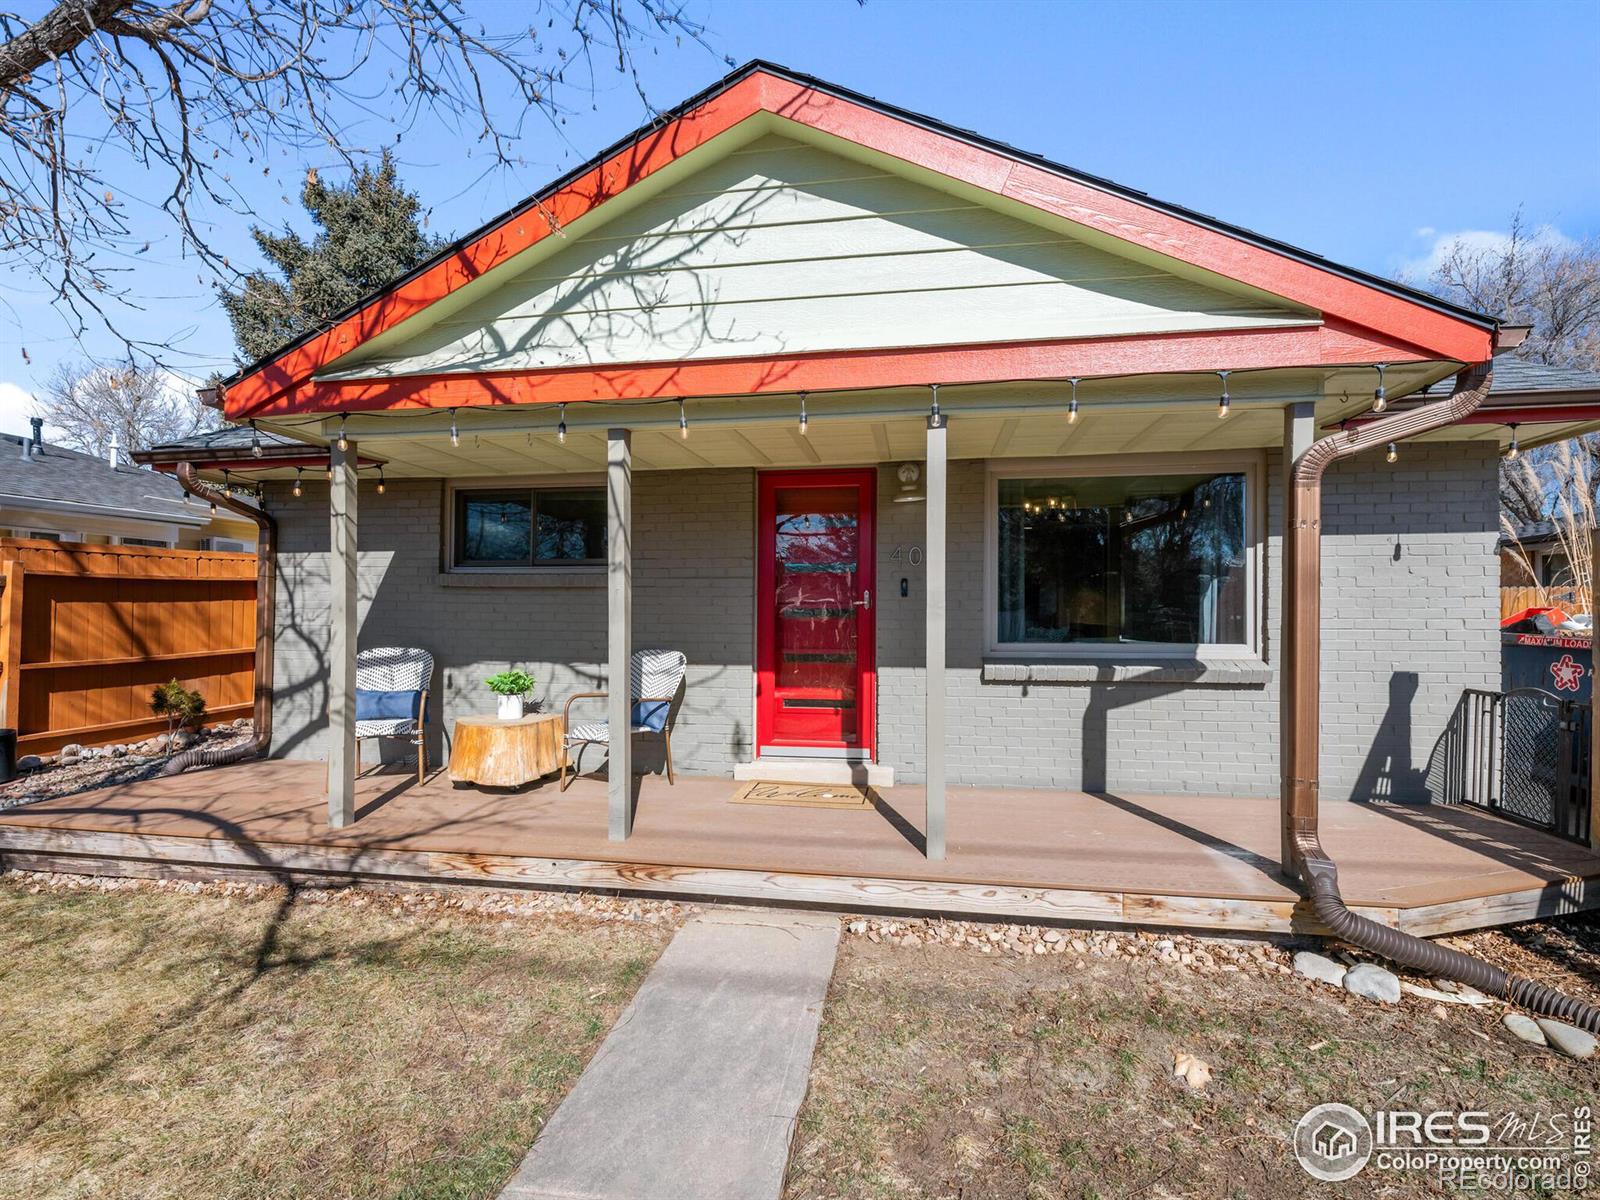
[500,908,841,1200]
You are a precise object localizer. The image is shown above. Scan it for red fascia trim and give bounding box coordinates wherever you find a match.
[259,321,1437,417]
[226,70,1493,420]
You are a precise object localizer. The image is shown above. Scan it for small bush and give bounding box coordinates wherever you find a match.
[151,680,206,746]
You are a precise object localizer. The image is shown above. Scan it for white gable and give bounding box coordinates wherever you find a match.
[320,134,1315,381]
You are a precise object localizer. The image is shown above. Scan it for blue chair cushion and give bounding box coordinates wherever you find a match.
[631,699,671,733]
[356,689,422,722]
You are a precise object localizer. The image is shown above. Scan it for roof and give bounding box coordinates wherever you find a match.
[221,61,1502,421]
[1499,519,1565,550]
[1438,357,1600,397]
[139,425,306,458]
[0,433,208,526]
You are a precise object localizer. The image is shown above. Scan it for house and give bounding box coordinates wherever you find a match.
[97,62,1600,927]
[0,417,258,551]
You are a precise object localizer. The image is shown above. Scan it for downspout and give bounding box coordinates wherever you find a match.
[159,462,277,774]
[1284,365,1600,1034]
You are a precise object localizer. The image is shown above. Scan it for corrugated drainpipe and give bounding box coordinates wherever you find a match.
[159,462,277,774]
[1283,364,1599,1033]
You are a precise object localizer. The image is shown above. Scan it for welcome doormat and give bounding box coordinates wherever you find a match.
[729,780,876,809]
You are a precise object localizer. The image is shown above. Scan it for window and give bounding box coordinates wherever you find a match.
[988,459,1257,655]
[452,485,605,569]
[120,536,171,548]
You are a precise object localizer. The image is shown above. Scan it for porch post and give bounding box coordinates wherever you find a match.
[1279,401,1316,872]
[607,428,633,841]
[925,412,948,860]
[328,439,358,828]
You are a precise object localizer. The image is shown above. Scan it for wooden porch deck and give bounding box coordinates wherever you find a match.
[0,760,1596,935]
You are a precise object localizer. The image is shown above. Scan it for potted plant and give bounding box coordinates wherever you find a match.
[484,669,535,720]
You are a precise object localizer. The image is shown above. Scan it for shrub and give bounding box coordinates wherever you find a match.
[151,679,206,748]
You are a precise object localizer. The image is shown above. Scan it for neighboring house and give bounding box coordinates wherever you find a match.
[1500,519,1573,592]
[0,418,257,551]
[143,62,1600,859]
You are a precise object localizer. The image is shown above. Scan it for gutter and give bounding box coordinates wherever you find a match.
[157,463,277,775]
[1283,365,1600,1034]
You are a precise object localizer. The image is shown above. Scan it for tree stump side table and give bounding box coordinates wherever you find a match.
[448,712,565,788]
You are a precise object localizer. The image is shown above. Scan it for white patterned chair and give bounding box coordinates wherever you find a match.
[560,649,687,791]
[355,646,434,784]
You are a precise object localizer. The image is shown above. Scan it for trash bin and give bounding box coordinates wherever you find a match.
[0,728,15,784]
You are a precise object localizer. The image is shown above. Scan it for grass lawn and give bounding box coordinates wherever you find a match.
[0,877,671,1200]
[788,928,1599,1200]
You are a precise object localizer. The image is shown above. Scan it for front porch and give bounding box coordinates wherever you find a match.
[2,759,1595,935]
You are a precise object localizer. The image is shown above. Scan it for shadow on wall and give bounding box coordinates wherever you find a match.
[1351,671,1433,804]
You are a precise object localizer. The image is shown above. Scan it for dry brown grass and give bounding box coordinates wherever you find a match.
[788,932,1599,1200]
[0,877,670,1200]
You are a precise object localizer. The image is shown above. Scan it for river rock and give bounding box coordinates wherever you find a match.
[1502,1013,1547,1046]
[1535,1019,1597,1060]
[1342,963,1401,1004]
[1293,951,1347,988]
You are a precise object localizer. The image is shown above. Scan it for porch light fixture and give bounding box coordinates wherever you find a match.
[449,408,459,448]
[1386,441,1398,464]
[1506,423,1520,460]
[892,461,925,503]
[1067,377,1080,424]
[1216,370,1231,419]
[678,398,689,439]
[250,420,263,458]
[335,413,349,453]
[1372,363,1388,413]
[292,467,303,498]
[798,392,808,436]
[557,402,567,444]
[376,467,386,495]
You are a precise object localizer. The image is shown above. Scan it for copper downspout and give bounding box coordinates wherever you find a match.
[1284,365,1600,1034]
[159,463,277,774]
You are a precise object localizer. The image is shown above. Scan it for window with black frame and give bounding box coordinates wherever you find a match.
[995,470,1248,648]
[453,487,606,568]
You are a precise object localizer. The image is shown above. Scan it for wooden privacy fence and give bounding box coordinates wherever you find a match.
[1502,585,1580,622]
[0,539,256,755]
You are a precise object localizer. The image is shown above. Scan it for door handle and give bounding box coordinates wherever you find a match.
[854,590,871,611]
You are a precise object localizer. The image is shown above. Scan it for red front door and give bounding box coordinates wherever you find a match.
[756,469,877,757]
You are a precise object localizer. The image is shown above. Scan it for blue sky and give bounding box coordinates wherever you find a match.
[2,0,1597,435]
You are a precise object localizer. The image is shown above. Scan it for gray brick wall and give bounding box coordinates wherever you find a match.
[267,441,1498,802]
[270,469,755,776]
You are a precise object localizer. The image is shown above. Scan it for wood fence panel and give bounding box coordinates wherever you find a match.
[0,539,257,755]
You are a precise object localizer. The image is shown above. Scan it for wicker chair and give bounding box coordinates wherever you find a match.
[355,646,433,784]
[560,649,687,791]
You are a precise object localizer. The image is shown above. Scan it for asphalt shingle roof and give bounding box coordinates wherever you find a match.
[1424,356,1600,397]
[0,433,204,523]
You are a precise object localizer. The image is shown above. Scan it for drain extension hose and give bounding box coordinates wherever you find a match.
[1298,838,1600,1035]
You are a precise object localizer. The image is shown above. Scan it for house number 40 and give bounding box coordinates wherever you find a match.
[891,545,924,567]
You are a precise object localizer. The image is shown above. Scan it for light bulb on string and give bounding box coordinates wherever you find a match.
[250,420,263,458]
[1372,363,1388,413]
[1506,423,1520,460]
[557,403,567,444]
[798,392,808,436]
[292,467,303,498]
[1068,377,1080,424]
[336,413,349,453]
[449,408,459,448]
[1216,370,1231,419]
[678,398,689,440]
[1386,442,1398,464]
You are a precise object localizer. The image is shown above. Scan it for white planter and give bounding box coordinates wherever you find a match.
[496,694,525,721]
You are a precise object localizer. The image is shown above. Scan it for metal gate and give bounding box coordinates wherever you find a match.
[1444,688,1591,845]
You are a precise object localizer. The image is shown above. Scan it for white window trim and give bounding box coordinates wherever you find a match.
[443,473,607,574]
[983,451,1265,661]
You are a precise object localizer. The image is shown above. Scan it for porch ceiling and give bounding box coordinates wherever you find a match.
[214,361,1571,481]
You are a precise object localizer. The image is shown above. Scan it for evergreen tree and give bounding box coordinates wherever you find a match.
[221,151,446,363]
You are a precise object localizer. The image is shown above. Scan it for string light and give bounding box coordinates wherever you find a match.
[250,420,263,458]
[929,382,941,422]
[678,398,688,439]
[1386,441,1398,464]
[214,469,227,515]
[1067,377,1080,424]
[376,467,386,495]
[798,392,808,436]
[336,413,349,453]
[1506,423,1520,460]
[1216,370,1231,420]
[1372,363,1388,413]
[449,408,459,448]
[292,467,303,498]
[557,402,567,444]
